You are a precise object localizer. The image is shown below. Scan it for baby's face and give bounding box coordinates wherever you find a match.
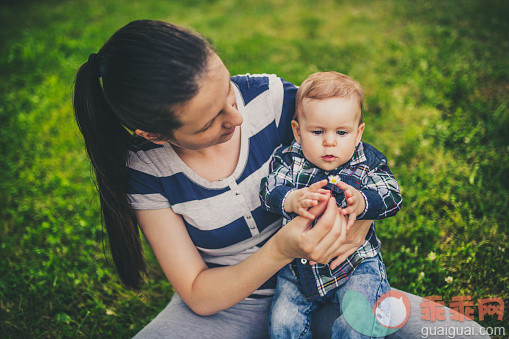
[292,97,365,171]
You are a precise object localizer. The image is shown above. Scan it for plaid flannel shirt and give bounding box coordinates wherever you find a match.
[259,141,402,301]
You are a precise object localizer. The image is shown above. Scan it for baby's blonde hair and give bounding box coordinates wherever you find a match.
[295,71,364,124]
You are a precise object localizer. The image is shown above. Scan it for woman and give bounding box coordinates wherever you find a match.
[74,20,488,338]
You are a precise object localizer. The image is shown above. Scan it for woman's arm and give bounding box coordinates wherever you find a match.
[137,196,349,316]
[137,206,288,316]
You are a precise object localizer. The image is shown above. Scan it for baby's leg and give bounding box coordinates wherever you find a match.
[270,265,318,339]
[331,254,391,338]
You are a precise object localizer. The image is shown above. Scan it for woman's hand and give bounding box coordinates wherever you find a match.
[328,218,372,269]
[273,197,373,270]
[274,196,348,265]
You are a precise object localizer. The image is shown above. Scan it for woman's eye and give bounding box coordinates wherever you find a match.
[312,130,323,135]
[337,131,347,136]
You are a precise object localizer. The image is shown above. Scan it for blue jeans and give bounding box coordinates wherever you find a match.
[270,255,390,339]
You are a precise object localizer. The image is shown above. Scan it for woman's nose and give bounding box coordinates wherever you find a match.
[222,105,243,129]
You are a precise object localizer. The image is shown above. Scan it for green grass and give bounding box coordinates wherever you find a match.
[1,0,508,336]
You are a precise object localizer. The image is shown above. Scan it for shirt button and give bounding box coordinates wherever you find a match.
[246,215,251,220]
[235,192,240,196]
[301,259,308,264]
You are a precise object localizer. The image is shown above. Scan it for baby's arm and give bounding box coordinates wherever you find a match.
[333,180,366,230]
[260,146,328,219]
[333,154,402,229]
[259,146,298,217]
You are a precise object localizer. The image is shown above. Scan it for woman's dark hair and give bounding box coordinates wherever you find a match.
[73,20,212,288]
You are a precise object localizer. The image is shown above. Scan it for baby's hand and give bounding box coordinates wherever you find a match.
[284,179,330,220]
[334,180,366,230]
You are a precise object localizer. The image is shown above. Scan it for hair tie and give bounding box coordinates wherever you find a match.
[88,53,101,77]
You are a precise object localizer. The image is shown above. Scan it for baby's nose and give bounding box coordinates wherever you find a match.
[323,135,337,146]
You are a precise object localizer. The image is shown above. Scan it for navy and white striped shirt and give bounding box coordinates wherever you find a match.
[126,74,298,298]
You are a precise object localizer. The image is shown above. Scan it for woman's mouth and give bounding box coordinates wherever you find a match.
[223,126,235,136]
[322,155,336,162]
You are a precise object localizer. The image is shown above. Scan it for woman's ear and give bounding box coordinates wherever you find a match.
[291,120,302,144]
[134,129,167,145]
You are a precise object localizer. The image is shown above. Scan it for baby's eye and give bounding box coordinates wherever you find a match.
[312,130,323,135]
[337,131,347,136]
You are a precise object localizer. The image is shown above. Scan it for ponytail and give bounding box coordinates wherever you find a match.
[72,20,211,288]
[73,58,146,288]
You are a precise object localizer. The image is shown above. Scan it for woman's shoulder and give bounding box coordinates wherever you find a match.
[231,73,280,88]
[232,74,297,147]
[231,73,296,99]
[127,137,175,178]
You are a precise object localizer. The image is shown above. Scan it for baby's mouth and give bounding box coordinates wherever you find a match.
[322,155,336,162]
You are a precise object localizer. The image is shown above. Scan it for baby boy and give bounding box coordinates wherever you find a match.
[260,71,402,338]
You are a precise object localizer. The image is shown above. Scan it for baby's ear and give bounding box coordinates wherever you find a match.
[291,120,302,144]
[355,122,365,146]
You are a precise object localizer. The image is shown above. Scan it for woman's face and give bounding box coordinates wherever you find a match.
[168,53,243,151]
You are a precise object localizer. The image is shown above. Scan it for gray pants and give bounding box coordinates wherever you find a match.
[134,289,489,338]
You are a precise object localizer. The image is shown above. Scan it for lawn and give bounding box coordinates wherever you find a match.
[1,0,507,336]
